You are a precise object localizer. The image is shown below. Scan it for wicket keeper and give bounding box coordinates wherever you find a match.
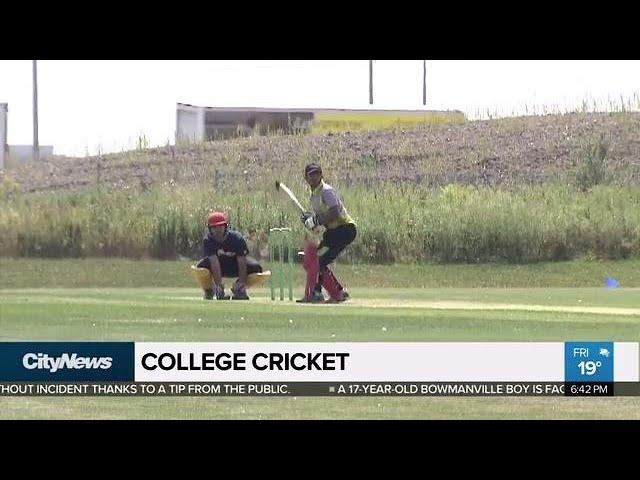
[191,211,270,300]
[299,163,357,303]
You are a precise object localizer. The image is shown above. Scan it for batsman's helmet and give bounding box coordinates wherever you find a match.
[207,211,228,227]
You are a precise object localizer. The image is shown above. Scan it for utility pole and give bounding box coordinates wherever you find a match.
[33,60,39,162]
[422,60,427,106]
[0,103,7,170]
[369,60,373,105]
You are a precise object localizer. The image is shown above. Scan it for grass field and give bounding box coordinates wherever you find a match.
[1,259,639,419]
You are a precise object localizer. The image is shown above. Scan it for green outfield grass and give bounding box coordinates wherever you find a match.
[2,397,639,420]
[1,259,639,419]
[2,258,639,289]
[1,287,639,342]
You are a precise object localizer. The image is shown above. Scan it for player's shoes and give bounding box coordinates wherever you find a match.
[231,283,250,300]
[327,290,350,303]
[296,289,326,303]
[309,289,325,303]
[215,286,231,300]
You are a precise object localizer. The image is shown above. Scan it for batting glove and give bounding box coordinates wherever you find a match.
[300,212,312,223]
[304,215,319,230]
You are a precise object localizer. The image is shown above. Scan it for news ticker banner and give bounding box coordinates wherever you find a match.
[0,342,638,397]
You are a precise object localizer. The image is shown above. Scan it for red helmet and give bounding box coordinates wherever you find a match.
[207,211,228,227]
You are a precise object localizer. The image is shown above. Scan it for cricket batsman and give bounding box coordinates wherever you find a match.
[191,211,270,300]
[299,163,356,303]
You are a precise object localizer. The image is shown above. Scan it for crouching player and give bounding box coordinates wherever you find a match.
[191,211,270,300]
[299,163,357,303]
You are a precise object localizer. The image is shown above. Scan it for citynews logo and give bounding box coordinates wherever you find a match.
[22,353,113,372]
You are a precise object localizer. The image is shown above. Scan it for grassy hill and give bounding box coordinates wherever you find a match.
[2,112,639,194]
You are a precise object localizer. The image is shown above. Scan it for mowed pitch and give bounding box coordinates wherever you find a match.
[1,285,639,419]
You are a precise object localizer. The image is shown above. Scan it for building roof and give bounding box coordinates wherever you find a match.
[176,102,462,115]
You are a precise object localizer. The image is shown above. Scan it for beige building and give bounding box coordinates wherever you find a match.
[176,103,315,143]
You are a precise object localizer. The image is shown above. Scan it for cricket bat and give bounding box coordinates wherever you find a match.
[275,181,306,215]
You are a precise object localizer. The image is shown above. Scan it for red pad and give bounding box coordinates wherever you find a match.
[302,240,344,300]
[302,241,319,298]
[322,267,343,299]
